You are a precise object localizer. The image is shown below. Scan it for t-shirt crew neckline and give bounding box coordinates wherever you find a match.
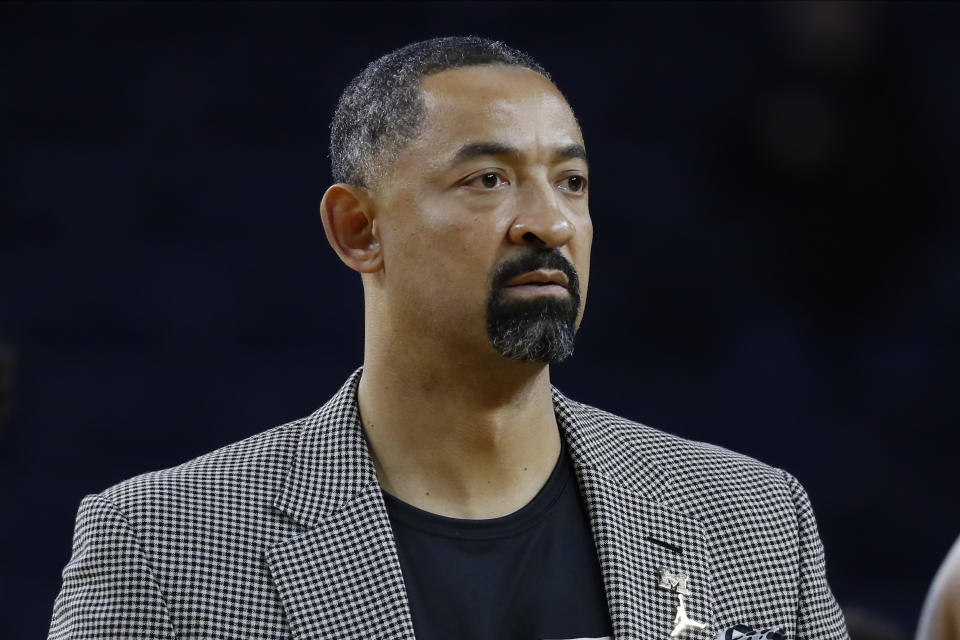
[381,438,570,541]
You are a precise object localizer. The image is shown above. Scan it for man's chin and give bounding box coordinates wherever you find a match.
[486,308,577,364]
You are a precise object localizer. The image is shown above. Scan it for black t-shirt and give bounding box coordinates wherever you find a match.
[382,441,613,640]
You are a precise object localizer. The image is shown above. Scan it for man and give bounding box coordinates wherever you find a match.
[49,37,848,640]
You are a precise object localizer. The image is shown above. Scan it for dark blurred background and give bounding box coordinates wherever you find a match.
[2,2,957,637]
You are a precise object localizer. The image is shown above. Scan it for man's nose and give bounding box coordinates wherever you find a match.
[507,181,575,248]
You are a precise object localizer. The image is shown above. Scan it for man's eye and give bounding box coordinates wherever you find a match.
[475,172,505,189]
[561,175,586,193]
[465,172,508,189]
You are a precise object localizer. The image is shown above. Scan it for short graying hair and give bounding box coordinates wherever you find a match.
[330,36,549,187]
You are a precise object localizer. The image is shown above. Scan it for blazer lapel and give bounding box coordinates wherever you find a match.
[266,370,415,640]
[266,483,415,639]
[555,390,715,640]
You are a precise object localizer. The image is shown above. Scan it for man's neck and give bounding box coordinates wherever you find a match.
[357,353,562,520]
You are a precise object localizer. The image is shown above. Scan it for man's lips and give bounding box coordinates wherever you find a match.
[502,269,570,294]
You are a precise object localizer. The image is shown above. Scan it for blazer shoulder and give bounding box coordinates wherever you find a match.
[98,415,308,515]
[566,398,796,516]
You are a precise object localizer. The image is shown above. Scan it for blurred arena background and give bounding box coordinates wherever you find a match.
[2,2,958,637]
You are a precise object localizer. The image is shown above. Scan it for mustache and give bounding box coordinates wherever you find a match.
[490,249,580,295]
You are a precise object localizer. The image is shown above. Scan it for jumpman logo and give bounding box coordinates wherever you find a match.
[669,593,707,637]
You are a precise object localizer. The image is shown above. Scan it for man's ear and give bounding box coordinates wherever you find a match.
[319,183,383,273]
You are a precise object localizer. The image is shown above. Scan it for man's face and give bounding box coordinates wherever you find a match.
[369,65,592,363]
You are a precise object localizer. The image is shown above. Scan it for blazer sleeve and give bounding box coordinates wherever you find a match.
[49,493,176,640]
[782,471,849,640]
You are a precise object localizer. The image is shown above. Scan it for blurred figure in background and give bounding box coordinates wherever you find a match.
[708,2,941,330]
[917,536,960,640]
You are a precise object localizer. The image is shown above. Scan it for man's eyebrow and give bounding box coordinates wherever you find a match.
[451,141,589,165]
[554,143,587,164]
[452,142,522,163]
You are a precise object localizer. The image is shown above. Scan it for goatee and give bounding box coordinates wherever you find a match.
[486,249,581,364]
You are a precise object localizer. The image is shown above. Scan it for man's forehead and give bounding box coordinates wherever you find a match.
[416,65,583,150]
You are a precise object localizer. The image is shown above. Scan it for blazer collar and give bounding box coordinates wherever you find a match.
[273,371,677,522]
[273,368,373,529]
[269,370,714,640]
[551,386,671,502]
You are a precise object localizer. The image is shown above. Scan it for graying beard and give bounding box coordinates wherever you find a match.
[488,310,576,364]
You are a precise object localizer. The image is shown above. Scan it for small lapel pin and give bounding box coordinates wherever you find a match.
[670,593,707,637]
[658,569,707,637]
[658,569,692,596]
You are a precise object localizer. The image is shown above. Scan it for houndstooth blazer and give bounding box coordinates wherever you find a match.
[49,369,849,639]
